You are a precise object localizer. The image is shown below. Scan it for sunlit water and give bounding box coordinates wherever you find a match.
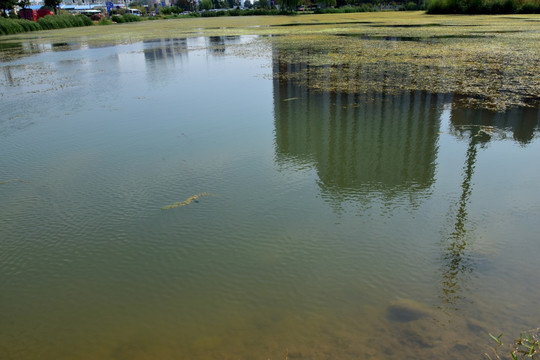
[1,36,539,360]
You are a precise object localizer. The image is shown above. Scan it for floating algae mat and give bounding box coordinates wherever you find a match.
[268,18,540,111]
[1,13,538,110]
[161,193,217,210]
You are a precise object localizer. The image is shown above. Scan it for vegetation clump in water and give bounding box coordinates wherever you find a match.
[0,179,23,185]
[161,193,216,210]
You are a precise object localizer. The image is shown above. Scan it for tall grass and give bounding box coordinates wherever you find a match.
[38,15,93,30]
[426,0,540,13]
[0,18,41,35]
[111,13,143,23]
[0,15,93,35]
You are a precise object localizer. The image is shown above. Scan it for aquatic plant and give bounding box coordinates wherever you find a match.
[487,329,540,360]
[161,193,217,210]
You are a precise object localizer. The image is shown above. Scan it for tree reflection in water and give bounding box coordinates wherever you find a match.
[441,104,540,311]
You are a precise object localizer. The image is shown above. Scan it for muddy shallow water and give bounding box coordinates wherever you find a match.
[1,30,539,360]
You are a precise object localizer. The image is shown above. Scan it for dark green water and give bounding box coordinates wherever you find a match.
[1,36,539,360]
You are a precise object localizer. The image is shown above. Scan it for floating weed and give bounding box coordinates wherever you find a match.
[0,179,23,185]
[161,193,217,210]
[490,333,504,345]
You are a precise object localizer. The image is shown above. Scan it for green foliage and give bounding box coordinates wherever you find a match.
[122,13,142,21]
[37,14,92,30]
[0,17,23,34]
[196,7,281,15]
[18,0,30,9]
[400,1,425,10]
[43,0,61,13]
[278,0,299,10]
[0,0,17,14]
[175,0,192,10]
[110,8,127,15]
[314,4,376,12]
[426,0,539,13]
[111,13,142,22]
[514,332,540,359]
[318,0,337,7]
[14,17,40,31]
[519,1,540,12]
[0,14,92,35]
[490,333,504,345]
[98,18,112,25]
[257,0,270,8]
[488,329,540,360]
[111,14,125,22]
[200,0,213,9]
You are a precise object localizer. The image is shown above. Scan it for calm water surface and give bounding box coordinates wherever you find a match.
[1,36,539,360]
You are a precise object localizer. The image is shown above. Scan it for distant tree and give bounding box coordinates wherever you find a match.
[244,0,252,6]
[200,0,213,9]
[44,0,61,14]
[278,0,299,9]
[316,0,335,6]
[0,0,17,16]
[18,0,30,10]
[176,0,191,10]
[257,0,269,7]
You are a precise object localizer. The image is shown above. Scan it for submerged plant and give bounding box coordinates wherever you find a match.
[161,193,217,210]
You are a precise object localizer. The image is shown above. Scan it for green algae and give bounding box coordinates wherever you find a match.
[1,12,539,110]
[267,14,540,110]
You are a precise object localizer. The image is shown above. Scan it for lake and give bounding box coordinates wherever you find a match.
[1,30,539,360]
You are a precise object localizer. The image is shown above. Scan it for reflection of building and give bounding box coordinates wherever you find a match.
[206,36,241,55]
[272,49,445,205]
[143,38,188,64]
